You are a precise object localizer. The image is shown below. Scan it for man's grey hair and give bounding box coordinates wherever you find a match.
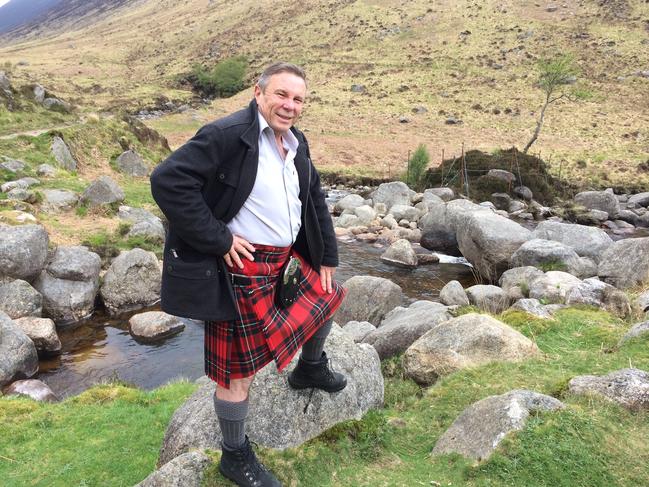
[257,62,307,91]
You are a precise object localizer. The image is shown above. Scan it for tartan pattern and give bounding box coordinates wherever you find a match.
[204,244,345,388]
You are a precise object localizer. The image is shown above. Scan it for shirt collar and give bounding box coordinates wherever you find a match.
[257,111,299,153]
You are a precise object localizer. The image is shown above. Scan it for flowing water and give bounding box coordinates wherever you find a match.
[38,240,476,398]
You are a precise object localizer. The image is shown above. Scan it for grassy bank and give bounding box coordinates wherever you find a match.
[1,307,648,486]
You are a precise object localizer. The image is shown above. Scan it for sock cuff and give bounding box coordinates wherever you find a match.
[214,396,249,421]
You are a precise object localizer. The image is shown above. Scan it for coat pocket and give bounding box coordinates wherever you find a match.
[164,254,218,280]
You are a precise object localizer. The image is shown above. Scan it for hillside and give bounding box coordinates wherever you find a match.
[0,0,648,190]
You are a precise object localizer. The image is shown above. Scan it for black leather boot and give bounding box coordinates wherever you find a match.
[219,436,281,487]
[288,351,347,392]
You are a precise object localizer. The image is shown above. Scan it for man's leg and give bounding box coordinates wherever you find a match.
[216,376,281,487]
[288,318,347,392]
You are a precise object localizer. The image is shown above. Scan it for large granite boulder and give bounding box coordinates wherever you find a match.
[390,204,420,222]
[80,175,125,207]
[565,278,631,317]
[0,312,38,387]
[100,248,161,315]
[509,298,555,319]
[50,136,77,171]
[598,237,649,289]
[115,150,149,177]
[136,451,212,487]
[334,275,403,326]
[2,379,58,402]
[432,390,565,461]
[380,238,418,268]
[0,224,49,281]
[457,211,531,281]
[371,181,413,210]
[32,246,101,324]
[333,194,365,214]
[424,187,454,202]
[158,326,384,465]
[0,279,42,318]
[569,368,649,411]
[510,238,589,277]
[129,311,185,342]
[40,189,78,212]
[403,313,540,385]
[499,266,545,301]
[342,320,376,342]
[439,280,470,306]
[528,271,581,304]
[465,284,510,313]
[117,205,166,242]
[362,301,451,359]
[574,190,619,218]
[14,317,61,355]
[532,221,612,263]
[628,192,649,208]
[419,202,460,255]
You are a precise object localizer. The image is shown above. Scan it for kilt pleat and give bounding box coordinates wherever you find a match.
[204,244,345,388]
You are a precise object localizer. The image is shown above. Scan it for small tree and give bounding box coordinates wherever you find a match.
[190,56,247,98]
[405,144,430,190]
[523,55,578,154]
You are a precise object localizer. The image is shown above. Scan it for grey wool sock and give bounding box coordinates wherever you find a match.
[213,395,249,450]
[300,318,333,363]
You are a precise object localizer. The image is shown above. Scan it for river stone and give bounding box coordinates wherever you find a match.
[620,321,649,345]
[510,238,585,277]
[0,312,39,387]
[598,237,649,289]
[421,191,445,209]
[362,301,451,359]
[565,278,631,317]
[575,190,619,218]
[51,136,77,171]
[439,280,470,306]
[528,271,581,304]
[432,389,565,461]
[100,248,161,315]
[628,192,649,208]
[532,221,612,263]
[342,320,376,342]
[32,272,99,324]
[0,224,49,281]
[499,266,545,300]
[491,193,511,211]
[136,451,212,487]
[380,238,418,268]
[41,189,78,212]
[569,368,649,411]
[354,205,377,225]
[509,201,528,214]
[509,298,554,319]
[419,201,459,255]
[372,181,413,210]
[457,211,531,281]
[80,175,125,207]
[334,275,403,326]
[158,326,383,464]
[116,150,149,176]
[465,285,510,313]
[403,313,540,385]
[588,209,609,223]
[129,311,185,342]
[36,164,57,177]
[513,186,533,201]
[380,214,398,229]
[335,214,360,228]
[333,194,365,214]
[425,187,454,202]
[0,158,25,173]
[390,204,420,222]
[13,317,61,354]
[2,379,58,402]
[48,246,101,281]
[0,279,42,318]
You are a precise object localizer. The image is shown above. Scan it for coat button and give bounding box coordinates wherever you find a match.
[218,173,225,180]
[167,265,173,271]
[206,270,212,277]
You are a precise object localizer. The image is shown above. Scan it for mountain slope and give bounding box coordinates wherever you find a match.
[0,0,647,189]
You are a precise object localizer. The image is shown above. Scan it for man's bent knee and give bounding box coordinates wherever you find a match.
[215,375,255,402]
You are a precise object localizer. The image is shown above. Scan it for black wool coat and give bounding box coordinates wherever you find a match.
[150,99,338,321]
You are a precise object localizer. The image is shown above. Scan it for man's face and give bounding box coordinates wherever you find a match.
[254,71,306,135]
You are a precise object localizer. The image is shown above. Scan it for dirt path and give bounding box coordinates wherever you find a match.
[0,123,82,140]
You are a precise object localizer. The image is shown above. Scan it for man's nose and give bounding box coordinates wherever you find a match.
[282,98,295,111]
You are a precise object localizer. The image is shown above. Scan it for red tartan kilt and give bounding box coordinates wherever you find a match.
[204,244,345,388]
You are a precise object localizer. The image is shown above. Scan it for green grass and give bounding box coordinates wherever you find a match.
[1,308,648,487]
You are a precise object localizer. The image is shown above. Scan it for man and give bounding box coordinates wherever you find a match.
[150,62,346,487]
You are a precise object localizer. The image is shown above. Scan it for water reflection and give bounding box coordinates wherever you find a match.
[38,240,475,398]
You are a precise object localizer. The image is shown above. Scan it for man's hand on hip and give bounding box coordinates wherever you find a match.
[320,265,336,294]
[224,235,255,269]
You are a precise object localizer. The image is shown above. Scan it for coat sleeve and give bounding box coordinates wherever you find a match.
[308,160,339,267]
[150,124,233,256]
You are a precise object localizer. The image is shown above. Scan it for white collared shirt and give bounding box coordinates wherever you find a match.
[226,112,302,246]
